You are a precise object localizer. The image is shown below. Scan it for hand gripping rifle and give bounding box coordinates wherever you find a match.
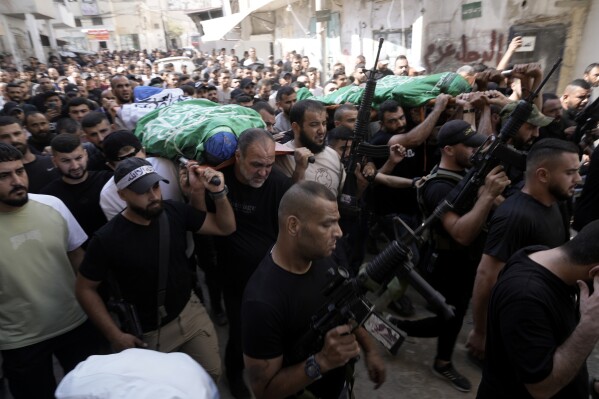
[431,57,563,218]
[339,38,391,215]
[289,235,455,363]
[573,95,599,150]
[290,59,563,363]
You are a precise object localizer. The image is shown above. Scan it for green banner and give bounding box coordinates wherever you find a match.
[462,2,482,20]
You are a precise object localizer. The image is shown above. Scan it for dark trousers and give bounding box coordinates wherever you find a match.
[194,235,224,313]
[223,284,244,380]
[2,320,101,399]
[397,252,476,361]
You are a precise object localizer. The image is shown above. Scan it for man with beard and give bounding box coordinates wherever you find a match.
[467,139,581,361]
[81,112,114,171]
[40,134,112,246]
[0,142,100,399]
[497,102,554,188]
[273,86,296,134]
[539,93,565,141]
[388,120,510,392]
[208,128,292,398]
[558,79,591,139]
[275,99,345,196]
[394,55,411,76]
[24,111,55,154]
[368,97,450,245]
[0,116,59,192]
[110,74,133,105]
[5,83,23,105]
[76,157,236,381]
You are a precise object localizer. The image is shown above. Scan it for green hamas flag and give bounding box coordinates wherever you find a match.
[296,72,471,108]
[134,99,265,163]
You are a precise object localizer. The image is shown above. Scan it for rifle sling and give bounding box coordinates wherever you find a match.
[157,211,170,322]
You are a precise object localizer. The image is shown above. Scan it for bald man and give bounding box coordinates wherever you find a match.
[242,181,385,399]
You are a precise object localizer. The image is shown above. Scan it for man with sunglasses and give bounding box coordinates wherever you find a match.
[98,131,182,220]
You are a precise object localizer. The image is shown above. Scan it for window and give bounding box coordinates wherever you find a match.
[75,18,82,27]
[154,23,160,29]
[91,16,103,26]
[120,34,140,50]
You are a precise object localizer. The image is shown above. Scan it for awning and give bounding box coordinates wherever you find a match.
[200,0,274,42]
[200,11,250,42]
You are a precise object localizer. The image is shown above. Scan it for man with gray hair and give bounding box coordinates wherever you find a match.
[208,128,292,398]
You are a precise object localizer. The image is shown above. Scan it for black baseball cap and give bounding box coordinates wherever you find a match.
[114,157,168,194]
[437,120,486,147]
[240,78,255,89]
[103,131,142,162]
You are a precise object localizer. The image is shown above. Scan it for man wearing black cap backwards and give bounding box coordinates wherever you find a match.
[388,120,510,392]
[76,157,236,381]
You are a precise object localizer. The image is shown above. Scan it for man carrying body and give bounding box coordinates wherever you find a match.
[210,128,292,398]
[0,143,100,399]
[467,138,581,360]
[76,157,236,381]
[0,116,58,192]
[477,220,599,398]
[275,99,345,196]
[40,134,112,244]
[242,181,385,399]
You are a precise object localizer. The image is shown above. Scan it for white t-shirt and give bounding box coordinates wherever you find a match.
[275,140,345,197]
[0,194,87,350]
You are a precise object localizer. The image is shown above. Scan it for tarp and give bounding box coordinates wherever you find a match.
[296,72,472,108]
[134,99,266,163]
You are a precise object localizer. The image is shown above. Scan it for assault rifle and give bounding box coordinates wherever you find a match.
[573,95,599,151]
[339,38,391,215]
[290,237,455,362]
[290,59,563,363]
[434,57,563,216]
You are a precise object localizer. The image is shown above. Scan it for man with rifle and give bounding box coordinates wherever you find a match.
[76,157,236,381]
[388,120,510,392]
[242,181,385,399]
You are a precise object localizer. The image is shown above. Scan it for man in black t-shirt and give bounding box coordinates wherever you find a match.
[0,116,59,193]
[388,120,509,392]
[76,157,236,381]
[573,144,599,231]
[467,138,581,361]
[210,128,292,398]
[41,134,112,246]
[369,97,450,222]
[242,181,385,399]
[477,221,599,398]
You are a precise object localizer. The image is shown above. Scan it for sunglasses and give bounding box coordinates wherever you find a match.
[116,147,141,162]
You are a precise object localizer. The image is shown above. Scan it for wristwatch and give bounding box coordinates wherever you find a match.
[305,355,322,380]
